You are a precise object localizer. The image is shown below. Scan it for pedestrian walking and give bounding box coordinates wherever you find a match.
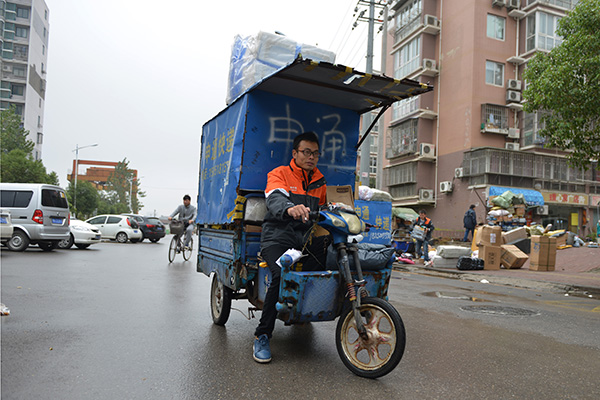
[463,204,477,242]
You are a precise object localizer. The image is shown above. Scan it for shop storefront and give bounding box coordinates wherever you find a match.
[542,191,590,236]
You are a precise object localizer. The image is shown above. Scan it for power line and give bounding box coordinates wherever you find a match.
[329,0,359,50]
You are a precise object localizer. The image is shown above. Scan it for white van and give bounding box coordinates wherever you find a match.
[0,183,71,251]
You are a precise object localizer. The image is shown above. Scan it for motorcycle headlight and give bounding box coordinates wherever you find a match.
[340,212,363,234]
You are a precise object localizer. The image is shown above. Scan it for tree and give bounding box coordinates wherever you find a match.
[66,180,99,219]
[0,149,59,185]
[1,106,59,184]
[1,106,34,155]
[102,158,145,213]
[523,0,600,170]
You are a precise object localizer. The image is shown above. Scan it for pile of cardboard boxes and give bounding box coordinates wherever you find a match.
[473,226,556,271]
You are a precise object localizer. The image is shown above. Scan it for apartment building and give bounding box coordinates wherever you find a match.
[1,0,49,160]
[379,0,598,237]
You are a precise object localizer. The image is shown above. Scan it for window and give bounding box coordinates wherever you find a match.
[13,66,26,77]
[42,189,68,208]
[487,14,505,40]
[0,190,33,208]
[11,84,24,96]
[41,62,45,73]
[485,61,504,86]
[387,163,417,186]
[43,27,46,38]
[392,96,419,121]
[370,132,378,155]
[37,132,43,144]
[389,119,419,157]
[394,0,422,42]
[394,36,420,79]
[42,45,45,55]
[369,156,377,174]
[14,44,28,59]
[526,12,563,52]
[16,8,29,19]
[107,216,121,224]
[45,9,48,20]
[522,111,549,146]
[88,216,106,225]
[15,26,27,38]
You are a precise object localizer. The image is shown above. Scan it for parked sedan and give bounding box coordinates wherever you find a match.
[85,215,143,243]
[0,209,14,242]
[122,214,166,243]
[58,217,102,249]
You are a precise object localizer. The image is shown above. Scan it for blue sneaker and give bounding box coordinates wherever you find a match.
[253,334,272,363]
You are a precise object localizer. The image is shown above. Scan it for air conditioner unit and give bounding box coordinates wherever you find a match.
[537,205,549,215]
[440,181,453,193]
[419,189,434,202]
[507,79,522,90]
[419,143,435,159]
[507,0,520,9]
[423,58,437,70]
[454,167,464,178]
[2,65,11,72]
[506,90,522,102]
[508,128,520,139]
[492,0,506,7]
[505,143,520,151]
[424,14,440,28]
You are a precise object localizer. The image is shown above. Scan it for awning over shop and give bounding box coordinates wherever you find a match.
[488,186,544,206]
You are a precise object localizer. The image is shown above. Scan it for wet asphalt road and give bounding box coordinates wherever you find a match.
[1,239,599,399]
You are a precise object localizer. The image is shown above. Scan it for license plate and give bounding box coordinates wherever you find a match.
[133,230,138,233]
[52,217,63,224]
[157,227,163,231]
[0,217,6,224]
[94,234,101,240]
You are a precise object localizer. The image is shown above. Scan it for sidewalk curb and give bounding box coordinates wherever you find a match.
[393,263,600,298]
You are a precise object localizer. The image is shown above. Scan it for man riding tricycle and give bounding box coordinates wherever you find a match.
[196,58,432,378]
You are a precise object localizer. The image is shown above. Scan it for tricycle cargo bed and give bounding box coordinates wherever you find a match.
[197,58,432,226]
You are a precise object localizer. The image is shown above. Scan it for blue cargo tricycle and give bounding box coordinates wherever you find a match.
[196,58,432,378]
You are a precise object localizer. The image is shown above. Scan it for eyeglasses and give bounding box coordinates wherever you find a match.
[298,148,321,158]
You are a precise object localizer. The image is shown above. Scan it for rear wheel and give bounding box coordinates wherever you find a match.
[116,232,128,243]
[336,297,406,379]
[58,234,74,249]
[183,237,193,261]
[210,273,232,325]
[168,236,178,263]
[39,241,59,252]
[7,231,29,252]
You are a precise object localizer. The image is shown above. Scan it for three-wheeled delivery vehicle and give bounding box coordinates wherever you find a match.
[196,58,432,378]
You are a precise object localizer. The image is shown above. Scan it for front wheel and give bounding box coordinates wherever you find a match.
[58,234,74,249]
[168,236,178,263]
[336,297,406,379]
[183,237,193,261]
[210,273,232,326]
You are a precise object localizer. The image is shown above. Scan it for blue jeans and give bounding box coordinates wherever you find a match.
[463,227,475,242]
[415,239,430,261]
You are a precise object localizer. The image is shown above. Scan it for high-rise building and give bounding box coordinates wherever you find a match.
[379,0,598,237]
[1,0,49,160]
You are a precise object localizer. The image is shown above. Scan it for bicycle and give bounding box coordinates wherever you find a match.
[168,220,194,263]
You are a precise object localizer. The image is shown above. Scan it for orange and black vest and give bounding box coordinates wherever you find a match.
[261,159,327,249]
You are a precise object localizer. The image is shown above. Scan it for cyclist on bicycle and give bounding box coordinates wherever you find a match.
[168,194,197,250]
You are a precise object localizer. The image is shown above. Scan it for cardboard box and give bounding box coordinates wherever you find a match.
[479,244,502,270]
[326,185,354,208]
[514,204,525,217]
[472,227,482,252]
[529,236,557,271]
[500,245,529,269]
[555,234,567,247]
[477,226,503,247]
[502,227,528,244]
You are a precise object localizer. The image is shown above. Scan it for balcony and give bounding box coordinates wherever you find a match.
[394,14,440,46]
[481,104,509,135]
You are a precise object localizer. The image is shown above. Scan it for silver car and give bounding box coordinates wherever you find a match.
[0,183,70,251]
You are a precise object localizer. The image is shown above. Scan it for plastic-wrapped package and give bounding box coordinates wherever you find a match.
[358,185,374,201]
[226,32,336,105]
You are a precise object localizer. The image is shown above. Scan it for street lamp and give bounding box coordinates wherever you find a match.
[72,143,98,212]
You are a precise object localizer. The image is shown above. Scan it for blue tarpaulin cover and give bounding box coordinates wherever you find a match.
[488,186,544,206]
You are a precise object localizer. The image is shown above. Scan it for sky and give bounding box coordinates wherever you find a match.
[42,0,386,217]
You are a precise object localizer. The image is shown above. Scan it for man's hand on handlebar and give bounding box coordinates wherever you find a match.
[287,204,311,223]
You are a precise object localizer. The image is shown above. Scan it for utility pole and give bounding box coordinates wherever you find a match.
[354,0,386,187]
